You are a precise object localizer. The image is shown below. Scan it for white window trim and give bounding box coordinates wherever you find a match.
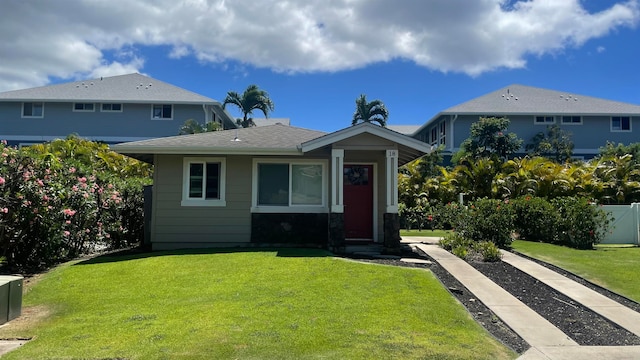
[100,103,123,112]
[560,115,583,125]
[251,158,329,213]
[21,102,44,118]
[151,104,173,120]
[72,103,95,112]
[610,116,632,132]
[181,157,226,207]
[533,115,555,125]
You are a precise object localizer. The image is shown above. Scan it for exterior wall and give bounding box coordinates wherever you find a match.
[446,114,640,157]
[0,101,207,143]
[151,154,252,250]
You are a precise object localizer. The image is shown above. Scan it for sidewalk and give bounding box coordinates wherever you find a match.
[410,240,640,360]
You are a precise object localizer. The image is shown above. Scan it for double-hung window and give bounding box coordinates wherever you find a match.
[181,157,226,206]
[253,160,327,212]
[73,103,95,112]
[611,116,631,132]
[152,104,173,120]
[22,102,44,118]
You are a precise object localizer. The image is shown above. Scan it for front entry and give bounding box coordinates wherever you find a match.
[343,164,373,240]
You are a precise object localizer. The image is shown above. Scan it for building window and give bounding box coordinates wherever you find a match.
[181,157,226,207]
[152,104,173,120]
[534,116,555,124]
[611,116,631,132]
[561,116,582,125]
[439,121,446,145]
[73,103,95,112]
[253,160,327,212]
[101,103,123,112]
[430,128,437,145]
[22,102,44,118]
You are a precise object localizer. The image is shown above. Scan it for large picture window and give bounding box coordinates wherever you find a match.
[22,102,44,118]
[253,160,327,212]
[182,157,226,206]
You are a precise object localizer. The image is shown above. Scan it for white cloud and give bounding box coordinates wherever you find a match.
[0,0,638,90]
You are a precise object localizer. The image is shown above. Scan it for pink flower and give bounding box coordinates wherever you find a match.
[43,195,49,202]
[1,208,8,213]
[0,176,5,185]
[78,177,87,183]
[63,209,77,216]
[72,185,78,192]
[1,140,6,145]
[63,231,70,237]
[37,179,44,187]
[85,229,90,233]
[65,220,71,225]
[69,167,76,173]
[105,234,110,239]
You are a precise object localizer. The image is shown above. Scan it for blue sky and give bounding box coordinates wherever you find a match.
[1,0,639,132]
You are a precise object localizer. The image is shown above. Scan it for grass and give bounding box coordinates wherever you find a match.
[512,240,640,303]
[400,229,452,238]
[1,248,515,360]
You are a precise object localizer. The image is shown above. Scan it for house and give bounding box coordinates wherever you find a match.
[410,84,640,159]
[0,73,236,146]
[112,122,431,251]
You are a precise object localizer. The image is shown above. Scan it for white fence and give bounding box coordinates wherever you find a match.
[601,204,640,245]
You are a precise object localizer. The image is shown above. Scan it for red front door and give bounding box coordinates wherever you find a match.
[343,164,373,240]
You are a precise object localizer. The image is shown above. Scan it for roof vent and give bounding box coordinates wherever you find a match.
[231,129,241,142]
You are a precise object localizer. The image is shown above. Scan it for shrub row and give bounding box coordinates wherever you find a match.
[0,139,151,273]
[436,196,611,261]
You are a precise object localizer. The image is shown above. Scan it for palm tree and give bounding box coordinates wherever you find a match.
[222,85,275,128]
[352,94,389,127]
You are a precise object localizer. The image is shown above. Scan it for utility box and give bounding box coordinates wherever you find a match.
[0,276,23,325]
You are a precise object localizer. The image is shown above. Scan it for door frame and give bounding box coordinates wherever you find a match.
[343,162,378,242]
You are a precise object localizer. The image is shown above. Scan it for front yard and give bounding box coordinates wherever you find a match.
[512,240,640,303]
[0,249,514,359]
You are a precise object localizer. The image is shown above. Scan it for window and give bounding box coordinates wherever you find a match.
[22,102,44,118]
[73,103,94,112]
[253,160,327,212]
[430,128,437,145]
[535,116,555,124]
[101,103,123,112]
[561,116,582,124]
[439,121,446,145]
[611,116,631,132]
[181,157,226,207]
[152,104,173,119]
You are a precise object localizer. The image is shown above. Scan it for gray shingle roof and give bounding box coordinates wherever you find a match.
[386,125,421,135]
[113,124,327,158]
[0,73,219,104]
[443,84,640,115]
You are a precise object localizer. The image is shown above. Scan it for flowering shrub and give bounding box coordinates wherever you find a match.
[551,197,612,249]
[511,196,560,244]
[0,138,151,273]
[455,198,514,249]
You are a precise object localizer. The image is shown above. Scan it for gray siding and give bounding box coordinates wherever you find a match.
[0,101,206,142]
[151,155,252,248]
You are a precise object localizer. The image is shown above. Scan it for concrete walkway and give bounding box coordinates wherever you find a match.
[408,239,640,360]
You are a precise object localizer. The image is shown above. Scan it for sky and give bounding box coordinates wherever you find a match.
[1,0,639,132]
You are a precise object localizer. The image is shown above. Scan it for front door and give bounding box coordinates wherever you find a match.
[343,164,373,240]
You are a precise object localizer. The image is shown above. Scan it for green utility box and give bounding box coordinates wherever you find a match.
[0,276,23,325]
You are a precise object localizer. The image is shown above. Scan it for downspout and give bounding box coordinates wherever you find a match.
[201,104,209,125]
[450,114,458,152]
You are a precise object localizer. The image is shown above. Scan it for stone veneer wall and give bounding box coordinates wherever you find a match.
[328,213,345,253]
[251,213,328,246]
[383,213,401,251]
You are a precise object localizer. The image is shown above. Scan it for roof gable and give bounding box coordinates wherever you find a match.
[443,84,640,115]
[0,73,218,104]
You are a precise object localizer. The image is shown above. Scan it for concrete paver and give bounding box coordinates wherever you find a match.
[411,242,640,360]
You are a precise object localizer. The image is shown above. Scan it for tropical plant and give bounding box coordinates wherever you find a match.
[456,117,523,162]
[178,119,222,135]
[593,154,640,204]
[525,125,574,162]
[351,94,389,127]
[223,84,275,128]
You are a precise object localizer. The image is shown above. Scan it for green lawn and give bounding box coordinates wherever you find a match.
[401,229,452,238]
[1,249,514,360]
[512,240,640,303]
